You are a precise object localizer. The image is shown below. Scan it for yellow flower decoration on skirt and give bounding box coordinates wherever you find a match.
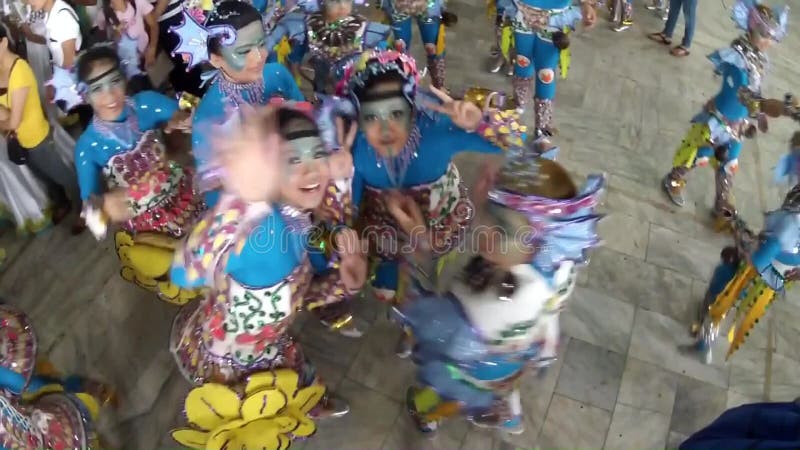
[171,369,325,450]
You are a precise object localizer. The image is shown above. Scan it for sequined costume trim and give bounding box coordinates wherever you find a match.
[475,109,527,151]
[359,163,473,260]
[170,260,313,385]
[306,14,368,62]
[101,132,203,238]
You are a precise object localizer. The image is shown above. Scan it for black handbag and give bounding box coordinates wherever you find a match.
[6,132,27,165]
[3,59,26,165]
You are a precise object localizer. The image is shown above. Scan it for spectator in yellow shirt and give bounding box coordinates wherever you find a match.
[0,25,83,233]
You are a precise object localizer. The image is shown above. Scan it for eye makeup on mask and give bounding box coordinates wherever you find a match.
[86,66,126,96]
[286,135,330,166]
[358,96,412,127]
[221,23,266,70]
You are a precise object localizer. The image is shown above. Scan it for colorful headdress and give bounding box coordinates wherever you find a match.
[732,0,789,41]
[169,2,241,70]
[47,40,142,111]
[315,94,357,151]
[487,155,605,274]
[335,49,419,110]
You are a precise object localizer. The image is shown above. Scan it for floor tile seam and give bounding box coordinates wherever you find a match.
[0,238,35,283]
[601,305,645,448]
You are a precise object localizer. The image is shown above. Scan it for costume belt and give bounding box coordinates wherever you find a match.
[705,102,747,142]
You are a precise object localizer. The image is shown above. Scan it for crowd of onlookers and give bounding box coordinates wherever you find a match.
[0,0,197,241]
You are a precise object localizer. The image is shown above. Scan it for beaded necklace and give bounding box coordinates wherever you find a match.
[91,100,142,149]
[375,125,421,187]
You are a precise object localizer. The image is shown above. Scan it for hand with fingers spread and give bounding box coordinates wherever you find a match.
[213,106,285,203]
[386,191,427,237]
[424,86,484,132]
[325,117,357,180]
[335,229,368,292]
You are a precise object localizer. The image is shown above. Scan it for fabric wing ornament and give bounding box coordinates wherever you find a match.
[117,33,143,79]
[46,66,84,111]
[169,10,237,71]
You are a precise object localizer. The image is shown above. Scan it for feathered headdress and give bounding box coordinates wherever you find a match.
[334,49,419,110]
[731,0,789,41]
[46,40,142,111]
[487,155,605,275]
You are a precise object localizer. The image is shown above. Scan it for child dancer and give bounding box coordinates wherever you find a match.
[169,102,366,449]
[661,0,790,230]
[390,154,604,434]
[67,45,204,304]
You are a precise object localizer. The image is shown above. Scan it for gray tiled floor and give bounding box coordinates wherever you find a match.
[2,0,800,448]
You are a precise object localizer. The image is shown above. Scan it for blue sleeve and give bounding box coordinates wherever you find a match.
[308,250,329,273]
[434,115,504,158]
[252,0,267,13]
[133,90,179,131]
[74,134,103,201]
[721,63,749,90]
[751,236,782,274]
[225,212,302,286]
[287,39,307,64]
[191,113,209,168]
[272,63,304,101]
[169,265,205,289]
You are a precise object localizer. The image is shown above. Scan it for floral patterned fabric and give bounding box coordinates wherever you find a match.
[102,131,203,238]
[359,163,473,260]
[171,260,313,385]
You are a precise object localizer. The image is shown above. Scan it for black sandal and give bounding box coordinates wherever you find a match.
[647,32,672,45]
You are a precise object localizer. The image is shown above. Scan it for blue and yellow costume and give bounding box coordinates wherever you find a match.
[499,0,591,135]
[336,50,528,304]
[607,0,633,31]
[662,0,788,221]
[265,0,393,94]
[0,304,110,449]
[397,156,605,435]
[75,91,205,305]
[695,184,800,363]
[169,102,358,449]
[381,0,447,88]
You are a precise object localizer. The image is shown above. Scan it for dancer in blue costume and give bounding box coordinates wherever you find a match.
[692,130,800,364]
[504,0,597,136]
[0,304,114,449]
[66,46,204,305]
[171,1,304,207]
[607,0,633,31]
[380,0,447,88]
[486,0,516,76]
[662,0,791,229]
[264,0,393,95]
[334,50,527,315]
[388,155,604,434]
[169,103,367,447]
